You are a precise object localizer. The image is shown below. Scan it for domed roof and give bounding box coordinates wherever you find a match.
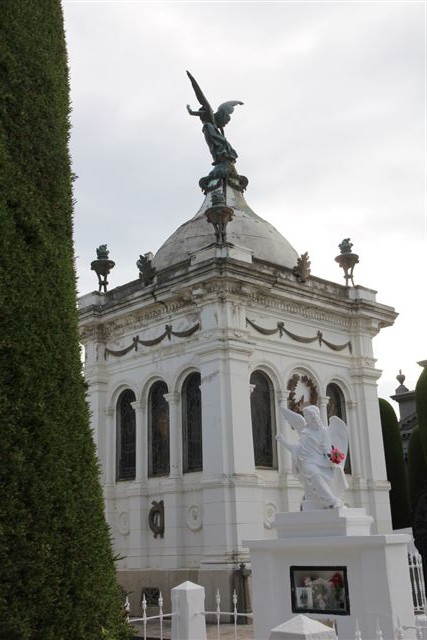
[153,187,299,271]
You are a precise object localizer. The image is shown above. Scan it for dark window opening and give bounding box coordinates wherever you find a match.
[116,389,136,481]
[182,372,202,473]
[250,370,277,468]
[148,381,170,477]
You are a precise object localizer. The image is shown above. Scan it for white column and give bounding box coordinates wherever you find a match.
[131,400,147,482]
[165,392,181,479]
[200,349,254,477]
[350,365,392,532]
[277,390,292,475]
[104,405,115,485]
[347,399,362,478]
[318,395,329,427]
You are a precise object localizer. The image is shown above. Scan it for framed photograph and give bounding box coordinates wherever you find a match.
[290,566,350,615]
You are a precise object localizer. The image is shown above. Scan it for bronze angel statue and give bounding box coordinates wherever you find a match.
[186,71,243,166]
[276,405,349,510]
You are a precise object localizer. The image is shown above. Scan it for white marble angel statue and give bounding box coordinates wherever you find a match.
[276,405,349,510]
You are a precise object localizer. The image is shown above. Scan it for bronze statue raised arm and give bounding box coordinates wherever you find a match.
[186,71,247,193]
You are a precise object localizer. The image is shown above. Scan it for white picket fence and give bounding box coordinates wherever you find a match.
[128,586,252,640]
[409,552,426,614]
[126,552,426,640]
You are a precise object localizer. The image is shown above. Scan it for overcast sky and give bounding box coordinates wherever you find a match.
[63,0,426,408]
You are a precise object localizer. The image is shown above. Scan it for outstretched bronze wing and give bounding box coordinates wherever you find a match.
[215,101,244,130]
[186,71,215,125]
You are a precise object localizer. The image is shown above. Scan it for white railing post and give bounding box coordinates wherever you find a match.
[394,617,404,640]
[158,591,164,640]
[355,618,363,640]
[141,592,147,640]
[171,581,207,640]
[215,588,221,640]
[233,589,238,640]
[124,595,130,623]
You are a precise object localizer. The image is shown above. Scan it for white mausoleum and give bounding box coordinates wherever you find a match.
[79,168,396,611]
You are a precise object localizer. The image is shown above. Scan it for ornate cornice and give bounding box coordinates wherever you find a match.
[200,282,354,329]
[246,318,352,353]
[79,269,389,344]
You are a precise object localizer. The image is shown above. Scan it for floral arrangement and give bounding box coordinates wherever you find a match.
[328,445,345,465]
[329,572,345,608]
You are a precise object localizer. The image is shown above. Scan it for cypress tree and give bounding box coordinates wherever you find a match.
[408,427,427,508]
[0,3,132,638]
[415,363,427,460]
[408,363,427,586]
[378,398,411,529]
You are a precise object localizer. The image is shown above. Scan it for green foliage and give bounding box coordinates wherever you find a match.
[378,399,411,529]
[408,365,427,510]
[416,365,427,461]
[408,427,427,508]
[0,2,132,638]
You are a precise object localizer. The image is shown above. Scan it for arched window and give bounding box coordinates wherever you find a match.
[326,383,351,474]
[116,389,136,481]
[182,372,202,473]
[148,381,170,477]
[250,370,277,468]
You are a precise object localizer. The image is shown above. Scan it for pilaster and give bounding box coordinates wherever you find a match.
[104,405,115,486]
[131,400,147,482]
[165,392,182,479]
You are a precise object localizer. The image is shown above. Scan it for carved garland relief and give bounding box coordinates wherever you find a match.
[246,318,352,353]
[105,322,201,358]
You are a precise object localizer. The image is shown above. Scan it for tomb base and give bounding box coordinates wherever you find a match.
[245,507,415,640]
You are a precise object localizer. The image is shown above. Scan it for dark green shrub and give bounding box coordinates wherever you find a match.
[408,366,427,586]
[379,398,411,529]
[0,3,132,638]
[408,427,427,507]
[416,364,427,460]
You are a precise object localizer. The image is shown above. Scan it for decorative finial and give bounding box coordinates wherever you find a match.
[204,189,234,244]
[335,238,359,286]
[395,369,409,394]
[91,245,115,293]
[136,252,156,286]
[293,252,311,283]
[396,370,405,386]
[186,71,248,194]
[339,238,353,254]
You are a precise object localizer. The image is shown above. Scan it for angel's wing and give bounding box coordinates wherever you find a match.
[214,100,244,129]
[328,416,349,459]
[280,406,306,432]
[186,71,215,125]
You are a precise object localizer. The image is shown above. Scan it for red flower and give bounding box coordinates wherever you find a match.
[329,572,343,588]
[329,446,345,464]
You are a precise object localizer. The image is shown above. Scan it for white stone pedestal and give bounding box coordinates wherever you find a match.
[245,508,415,640]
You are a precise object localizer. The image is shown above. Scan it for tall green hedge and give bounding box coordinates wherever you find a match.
[408,427,427,507]
[415,364,427,461]
[408,365,427,586]
[378,399,411,529]
[0,3,132,638]
[409,366,427,507]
